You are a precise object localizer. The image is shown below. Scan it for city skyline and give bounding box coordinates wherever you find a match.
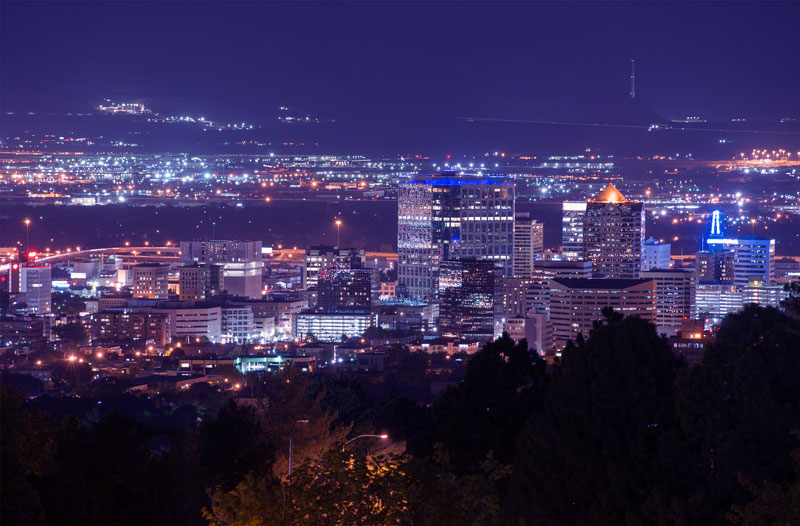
[2,3,800,525]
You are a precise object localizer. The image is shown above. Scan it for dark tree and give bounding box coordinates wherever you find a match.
[199,398,275,490]
[433,334,547,474]
[507,313,676,525]
[648,305,800,524]
[0,386,54,526]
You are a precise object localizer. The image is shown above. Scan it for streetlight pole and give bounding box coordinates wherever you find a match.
[335,219,342,247]
[24,218,31,254]
[341,434,389,452]
[288,419,308,477]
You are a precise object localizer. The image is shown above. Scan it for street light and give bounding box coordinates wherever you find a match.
[24,218,31,253]
[335,219,342,247]
[341,434,389,452]
[288,419,308,476]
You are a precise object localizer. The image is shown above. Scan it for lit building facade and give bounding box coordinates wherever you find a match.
[669,319,712,365]
[513,213,544,278]
[701,212,775,287]
[91,310,171,347]
[437,258,496,341]
[695,283,743,323]
[640,269,696,335]
[179,263,224,301]
[180,240,263,299]
[582,184,645,279]
[230,297,308,341]
[742,278,788,309]
[316,268,378,312]
[499,277,537,319]
[221,305,256,344]
[131,264,170,300]
[730,237,775,287]
[302,246,366,290]
[562,184,645,277]
[19,265,52,314]
[398,173,514,302]
[694,250,715,282]
[152,305,222,343]
[561,201,587,260]
[642,237,671,271]
[293,311,374,342]
[503,313,552,355]
[528,259,593,316]
[549,278,657,349]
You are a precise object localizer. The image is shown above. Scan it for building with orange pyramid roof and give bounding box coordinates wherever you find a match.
[561,183,645,278]
[592,183,628,203]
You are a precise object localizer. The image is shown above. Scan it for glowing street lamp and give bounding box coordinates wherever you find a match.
[24,218,31,253]
[335,219,342,247]
[288,419,309,476]
[341,434,389,452]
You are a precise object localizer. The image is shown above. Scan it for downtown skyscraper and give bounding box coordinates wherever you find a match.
[561,183,645,279]
[397,172,514,301]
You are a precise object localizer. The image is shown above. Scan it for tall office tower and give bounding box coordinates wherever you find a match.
[700,211,773,286]
[438,258,496,341]
[398,172,514,302]
[694,250,715,282]
[500,277,537,319]
[528,259,593,315]
[316,267,378,313]
[549,278,656,350]
[131,264,170,300]
[712,250,736,283]
[581,183,645,278]
[302,246,366,289]
[640,269,696,335]
[180,240,263,299]
[642,237,671,271]
[705,237,775,286]
[731,237,775,286]
[179,263,224,301]
[513,213,544,278]
[19,264,52,314]
[561,201,587,260]
[703,245,735,285]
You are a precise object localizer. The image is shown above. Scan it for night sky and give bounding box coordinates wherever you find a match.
[3,1,799,124]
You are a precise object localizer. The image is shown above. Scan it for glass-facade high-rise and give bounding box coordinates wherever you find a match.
[583,184,645,279]
[397,172,514,302]
[562,183,645,278]
[513,212,544,278]
[437,258,496,341]
[561,202,587,260]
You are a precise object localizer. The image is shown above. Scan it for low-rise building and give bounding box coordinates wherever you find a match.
[503,314,552,355]
[293,311,374,342]
[152,304,222,344]
[668,318,712,365]
[549,278,657,350]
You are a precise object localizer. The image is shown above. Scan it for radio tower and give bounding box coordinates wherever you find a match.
[629,59,636,100]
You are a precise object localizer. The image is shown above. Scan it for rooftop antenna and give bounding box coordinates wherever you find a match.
[710,210,722,237]
[629,59,636,100]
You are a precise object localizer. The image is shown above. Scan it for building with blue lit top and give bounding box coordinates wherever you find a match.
[397,172,514,301]
[701,210,775,287]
